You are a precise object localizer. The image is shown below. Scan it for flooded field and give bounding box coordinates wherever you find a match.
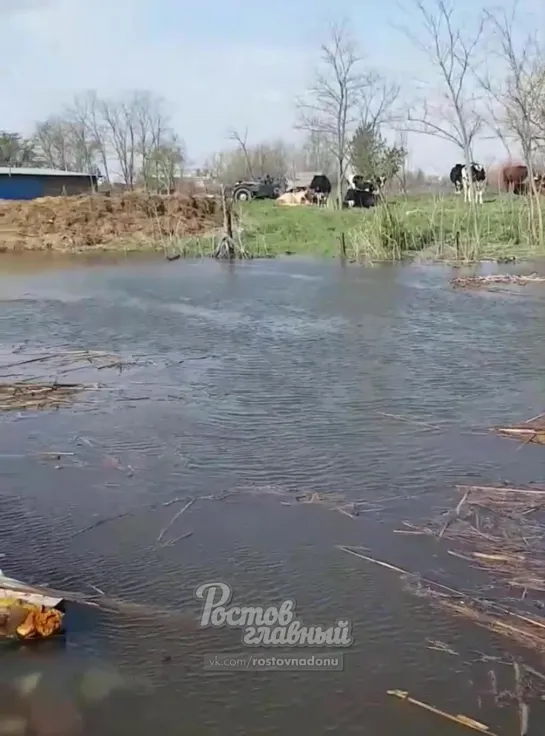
[1,254,545,735]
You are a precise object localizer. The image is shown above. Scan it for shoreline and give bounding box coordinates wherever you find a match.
[0,240,543,261]
[0,193,543,263]
[0,235,542,264]
[0,248,543,275]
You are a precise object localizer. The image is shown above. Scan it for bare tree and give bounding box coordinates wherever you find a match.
[203,151,228,181]
[396,0,485,201]
[227,128,254,179]
[0,131,37,167]
[359,75,400,133]
[34,118,71,170]
[84,91,170,188]
[147,133,185,192]
[253,139,290,179]
[68,121,99,174]
[533,69,545,148]
[98,96,137,188]
[395,131,409,193]
[210,138,290,184]
[296,131,335,174]
[131,91,170,187]
[477,5,544,240]
[34,115,100,173]
[296,21,383,207]
[67,93,112,183]
[66,91,180,189]
[12,89,186,191]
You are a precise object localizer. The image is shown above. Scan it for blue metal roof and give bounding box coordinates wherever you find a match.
[0,167,96,178]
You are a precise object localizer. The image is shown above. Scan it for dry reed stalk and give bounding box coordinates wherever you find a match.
[436,597,545,654]
[456,484,545,497]
[157,499,195,542]
[493,427,545,446]
[0,382,84,411]
[387,690,498,734]
[452,274,545,288]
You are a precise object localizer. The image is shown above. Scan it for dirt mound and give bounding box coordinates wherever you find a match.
[0,192,219,251]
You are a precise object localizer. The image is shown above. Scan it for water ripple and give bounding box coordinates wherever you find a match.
[0,258,544,735]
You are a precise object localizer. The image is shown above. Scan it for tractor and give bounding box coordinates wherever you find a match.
[230,175,287,202]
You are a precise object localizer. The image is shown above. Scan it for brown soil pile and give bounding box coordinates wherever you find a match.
[0,192,219,251]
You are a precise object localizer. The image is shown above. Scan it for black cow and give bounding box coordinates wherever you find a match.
[450,164,464,193]
[308,174,331,206]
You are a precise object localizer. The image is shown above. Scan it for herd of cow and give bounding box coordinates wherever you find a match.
[449,162,545,202]
[274,163,545,210]
[276,174,386,209]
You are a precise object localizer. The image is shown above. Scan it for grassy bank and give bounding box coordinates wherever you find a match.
[235,194,545,261]
[2,191,543,262]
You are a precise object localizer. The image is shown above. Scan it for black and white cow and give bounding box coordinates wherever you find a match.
[462,163,486,204]
[374,175,386,193]
[351,175,385,194]
[343,177,377,208]
[308,174,331,206]
[450,163,486,204]
[343,188,376,208]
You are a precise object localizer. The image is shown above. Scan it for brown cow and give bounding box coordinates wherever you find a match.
[502,164,528,194]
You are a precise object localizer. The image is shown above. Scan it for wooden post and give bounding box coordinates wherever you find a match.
[455,230,460,260]
[340,232,347,259]
[214,185,236,259]
[221,185,234,241]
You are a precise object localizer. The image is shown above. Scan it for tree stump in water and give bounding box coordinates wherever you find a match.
[214,186,236,259]
[214,186,250,259]
[214,235,236,259]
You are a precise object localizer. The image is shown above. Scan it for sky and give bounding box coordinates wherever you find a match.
[0,0,543,174]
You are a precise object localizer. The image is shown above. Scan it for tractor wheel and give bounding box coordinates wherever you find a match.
[234,187,252,202]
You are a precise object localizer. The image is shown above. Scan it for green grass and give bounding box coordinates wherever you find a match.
[232,193,545,262]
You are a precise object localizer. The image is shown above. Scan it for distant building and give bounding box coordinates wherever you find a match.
[0,167,98,200]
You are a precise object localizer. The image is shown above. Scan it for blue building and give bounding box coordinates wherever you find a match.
[0,167,98,200]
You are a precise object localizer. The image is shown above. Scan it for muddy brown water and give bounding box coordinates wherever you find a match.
[1,254,545,735]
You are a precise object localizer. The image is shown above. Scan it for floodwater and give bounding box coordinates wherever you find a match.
[1,253,545,735]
